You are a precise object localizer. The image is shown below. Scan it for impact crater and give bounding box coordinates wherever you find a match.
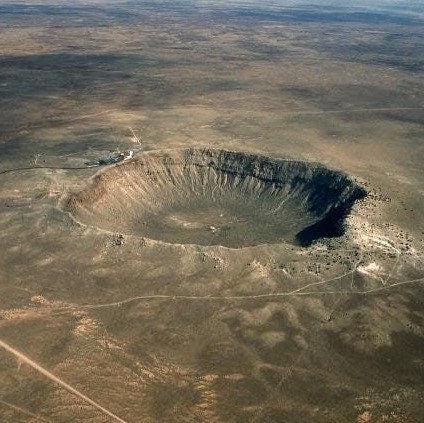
[65,148,366,248]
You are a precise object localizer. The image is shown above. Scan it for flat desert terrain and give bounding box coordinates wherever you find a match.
[0,1,423,421]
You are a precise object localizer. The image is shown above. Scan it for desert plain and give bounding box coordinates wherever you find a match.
[0,1,423,421]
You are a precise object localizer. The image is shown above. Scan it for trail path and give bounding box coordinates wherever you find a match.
[0,340,128,423]
[0,166,93,176]
[0,398,52,422]
[51,276,424,313]
[277,106,424,117]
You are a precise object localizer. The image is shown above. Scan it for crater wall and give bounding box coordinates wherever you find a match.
[64,148,367,248]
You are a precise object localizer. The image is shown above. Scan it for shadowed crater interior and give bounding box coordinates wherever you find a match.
[65,148,366,248]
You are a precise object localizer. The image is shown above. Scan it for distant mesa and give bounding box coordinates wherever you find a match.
[64,148,366,248]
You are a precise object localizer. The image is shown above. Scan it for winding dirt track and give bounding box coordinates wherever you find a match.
[0,339,128,423]
[50,276,424,313]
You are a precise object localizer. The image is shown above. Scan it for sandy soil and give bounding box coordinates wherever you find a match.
[0,1,423,422]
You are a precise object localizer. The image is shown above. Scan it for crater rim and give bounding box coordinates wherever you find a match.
[63,148,367,249]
